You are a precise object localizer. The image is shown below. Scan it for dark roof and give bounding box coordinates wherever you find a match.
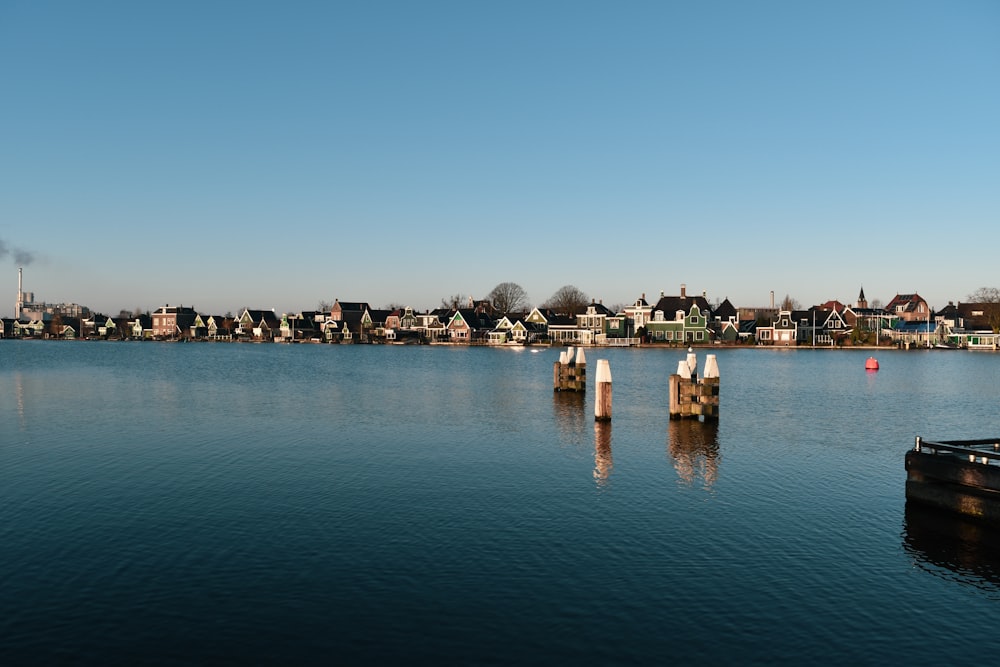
[367,309,393,325]
[954,302,995,329]
[651,295,712,317]
[452,309,495,330]
[586,302,616,317]
[545,314,576,327]
[713,298,737,320]
[243,309,281,327]
[333,300,370,312]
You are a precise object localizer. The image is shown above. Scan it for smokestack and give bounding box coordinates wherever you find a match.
[681,283,686,298]
[16,267,22,320]
[770,291,775,309]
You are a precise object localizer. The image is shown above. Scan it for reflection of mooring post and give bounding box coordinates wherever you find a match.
[595,359,612,421]
[594,420,612,483]
[669,352,720,420]
[553,346,587,392]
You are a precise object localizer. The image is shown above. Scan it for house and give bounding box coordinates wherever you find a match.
[623,294,653,338]
[578,302,615,340]
[885,293,931,323]
[1,318,16,338]
[235,309,281,341]
[936,301,999,348]
[415,312,448,342]
[329,300,371,322]
[279,312,321,341]
[399,307,419,330]
[645,287,713,344]
[604,312,629,341]
[130,314,153,339]
[891,320,942,348]
[15,318,46,338]
[756,310,799,345]
[190,314,209,339]
[447,309,495,343]
[56,322,78,339]
[366,309,394,340]
[152,305,198,339]
[711,298,740,344]
[488,314,531,345]
[206,315,233,340]
[810,306,850,345]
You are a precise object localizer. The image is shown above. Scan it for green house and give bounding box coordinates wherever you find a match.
[645,303,711,344]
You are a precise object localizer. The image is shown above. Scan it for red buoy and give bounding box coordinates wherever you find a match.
[865,357,879,371]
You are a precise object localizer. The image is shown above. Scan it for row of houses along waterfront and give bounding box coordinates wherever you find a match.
[4,285,1000,349]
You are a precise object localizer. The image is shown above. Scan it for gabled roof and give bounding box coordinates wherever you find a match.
[817,300,847,312]
[885,293,927,313]
[954,302,995,329]
[714,298,737,320]
[545,314,576,327]
[367,309,393,325]
[449,309,495,330]
[651,294,712,317]
[240,309,281,327]
[626,295,650,309]
[332,300,370,312]
[584,302,616,317]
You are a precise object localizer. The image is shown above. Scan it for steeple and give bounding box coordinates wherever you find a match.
[857,286,868,309]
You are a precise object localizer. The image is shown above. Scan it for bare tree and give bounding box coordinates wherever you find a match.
[318,300,334,312]
[486,282,529,314]
[544,285,589,317]
[968,287,1000,333]
[441,294,465,310]
[780,294,801,311]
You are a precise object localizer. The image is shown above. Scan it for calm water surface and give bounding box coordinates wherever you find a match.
[2,341,1000,665]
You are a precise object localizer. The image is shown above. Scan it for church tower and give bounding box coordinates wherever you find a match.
[857,286,868,310]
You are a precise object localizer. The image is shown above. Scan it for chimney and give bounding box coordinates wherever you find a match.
[16,267,22,320]
[770,291,775,309]
[681,283,686,298]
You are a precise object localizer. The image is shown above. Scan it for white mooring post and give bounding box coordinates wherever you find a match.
[595,359,612,421]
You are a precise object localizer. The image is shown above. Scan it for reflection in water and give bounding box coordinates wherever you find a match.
[667,419,720,489]
[903,502,1000,595]
[15,371,27,430]
[594,421,612,486]
[552,391,587,443]
[903,502,1000,599]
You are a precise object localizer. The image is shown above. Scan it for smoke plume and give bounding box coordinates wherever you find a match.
[0,239,35,266]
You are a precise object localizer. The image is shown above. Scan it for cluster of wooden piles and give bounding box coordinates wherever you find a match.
[668,350,720,420]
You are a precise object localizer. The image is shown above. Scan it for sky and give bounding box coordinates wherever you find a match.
[2,0,998,317]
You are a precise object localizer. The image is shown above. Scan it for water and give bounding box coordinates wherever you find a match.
[2,341,1000,665]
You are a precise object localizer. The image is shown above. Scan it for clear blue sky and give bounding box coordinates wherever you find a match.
[2,0,998,317]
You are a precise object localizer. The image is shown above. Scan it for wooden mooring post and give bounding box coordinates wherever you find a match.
[594,359,611,421]
[553,346,587,392]
[669,351,720,420]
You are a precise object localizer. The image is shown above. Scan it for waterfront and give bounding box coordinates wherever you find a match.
[2,341,1000,665]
